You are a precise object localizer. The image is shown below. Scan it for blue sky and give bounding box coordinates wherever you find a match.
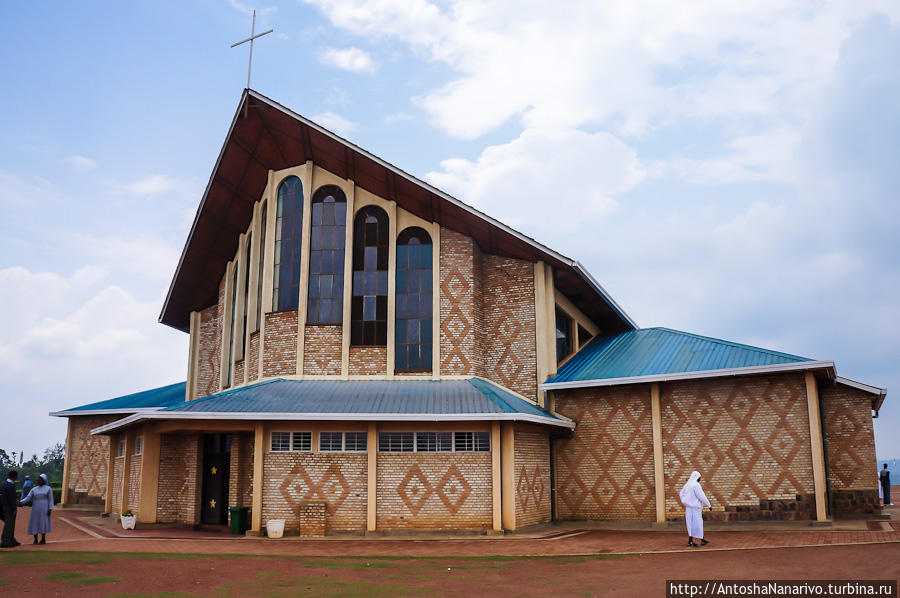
[1,0,898,462]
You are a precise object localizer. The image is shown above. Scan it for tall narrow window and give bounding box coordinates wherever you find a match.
[307,185,347,324]
[395,227,432,371]
[241,232,251,353]
[227,261,238,386]
[555,306,574,365]
[351,206,389,345]
[255,201,267,329]
[273,176,303,312]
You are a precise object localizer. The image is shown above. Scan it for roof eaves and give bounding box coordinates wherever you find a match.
[540,360,836,390]
[50,407,167,418]
[91,410,575,435]
[571,262,637,329]
[834,375,887,413]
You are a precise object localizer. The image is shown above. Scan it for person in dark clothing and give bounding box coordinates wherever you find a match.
[1,470,21,548]
[880,464,892,506]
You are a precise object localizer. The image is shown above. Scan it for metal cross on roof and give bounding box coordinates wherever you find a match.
[230,9,273,94]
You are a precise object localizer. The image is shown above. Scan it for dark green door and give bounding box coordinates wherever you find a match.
[201,434,231,525]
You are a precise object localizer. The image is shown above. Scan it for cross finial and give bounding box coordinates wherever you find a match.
[231,9,274,107]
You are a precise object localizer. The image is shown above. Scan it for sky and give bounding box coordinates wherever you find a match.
[1,0,898,461]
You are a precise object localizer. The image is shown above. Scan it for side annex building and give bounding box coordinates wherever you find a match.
[52,90,887,535]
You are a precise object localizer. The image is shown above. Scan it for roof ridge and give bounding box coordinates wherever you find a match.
[647,327,811,361]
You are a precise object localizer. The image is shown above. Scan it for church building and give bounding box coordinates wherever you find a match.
[52,90,887,535]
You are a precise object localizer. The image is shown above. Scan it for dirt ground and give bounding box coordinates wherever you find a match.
[1,543,898,597]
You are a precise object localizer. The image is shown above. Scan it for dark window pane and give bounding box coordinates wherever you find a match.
[350,205,389,345]
[273,176,303,311]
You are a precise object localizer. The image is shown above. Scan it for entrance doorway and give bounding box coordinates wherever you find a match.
[201,434,231,525]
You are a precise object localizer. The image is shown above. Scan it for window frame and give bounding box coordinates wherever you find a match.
[394,227,433,372]
[351,206,390,346]
[307,185,347,325]
[272,176,304,313]
[134,436,143,456]
[269,431,312,453]
[319,431,368,452]
[378,430,490,453]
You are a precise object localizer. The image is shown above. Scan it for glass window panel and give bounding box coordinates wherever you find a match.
[555,307,574,364]
[291,431,312,452]
[363,295,376,321]
[271,431,291,452]
[345,432,367,452]
[319,432,343,452]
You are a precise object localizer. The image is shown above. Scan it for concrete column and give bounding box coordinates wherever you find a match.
[650,382,666,523]
[367,423,377,532]
[501,422,516,530]
[137,426,161,523]
[340,178,355,378]
[251,422,265,532]
[104,436,116,514]
[431,223,441,378]
[491,422,502,531]
[386,199,398,377]
[61,418,73,506]
[805,372,828,522]
[297,162,314,376]
[119,430,135,515]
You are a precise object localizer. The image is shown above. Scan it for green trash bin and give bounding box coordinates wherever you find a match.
[229,507,249,534]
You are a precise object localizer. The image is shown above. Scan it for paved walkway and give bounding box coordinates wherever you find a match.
[2,503,894,558]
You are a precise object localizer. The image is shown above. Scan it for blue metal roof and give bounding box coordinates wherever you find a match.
[547,328,813,384]
[55,381,186,414]
[164,378,559,421]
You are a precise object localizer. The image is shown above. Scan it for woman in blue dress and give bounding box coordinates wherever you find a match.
[20,473,53,545]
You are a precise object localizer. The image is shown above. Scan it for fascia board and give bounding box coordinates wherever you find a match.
[540,360,836,390]
[91,411,574,435]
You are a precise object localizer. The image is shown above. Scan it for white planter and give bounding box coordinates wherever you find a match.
[120,515,136,530]
[266,519,285,538]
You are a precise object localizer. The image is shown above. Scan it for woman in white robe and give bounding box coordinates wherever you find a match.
[20,473,53,544]
[679,470,711,547]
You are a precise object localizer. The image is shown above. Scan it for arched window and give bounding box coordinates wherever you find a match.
[273,176,303,312]
[395,227,432,371]
[351,206,389,345]
[307,185,347,324]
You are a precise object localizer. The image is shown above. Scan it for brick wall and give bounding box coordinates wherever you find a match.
[228,433,255,511]
[111,455,123,513]
[262,452,367,533]
[479,254,537,401]
[247,332,260,382]
[65,416,116,505]
[233,360,245,387]
[661,374,814,517]
[554,385,656,521]
[156,434,202,524]
[439,228,479,376]
[349,346,387,375]
[263,311,298,377]
[302,325,342,375]
[127,457,141,512]
[821,384,877,490]
[196,302,221,399]
[376,453,492,530]
[514,427,551,527]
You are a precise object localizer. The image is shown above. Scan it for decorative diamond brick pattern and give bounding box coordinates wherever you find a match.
[555,386,656,521]
[66,416,116,504]
[264,453,367,533]
[821,385,878,490]
[439,229,477,375]
[479,255,537,401]
[377,453,492,530]
[662,374,814,516]
[197,299,221,399]
[515,429,551,527]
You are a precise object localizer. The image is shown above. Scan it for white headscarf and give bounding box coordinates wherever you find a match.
[679,471,701,502]
[39,474,48,484]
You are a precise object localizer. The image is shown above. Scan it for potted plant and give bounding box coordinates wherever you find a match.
[120,509,136,530]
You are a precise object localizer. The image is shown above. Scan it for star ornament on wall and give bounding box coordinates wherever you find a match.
[209,499,216,509]
[211,466,217,475]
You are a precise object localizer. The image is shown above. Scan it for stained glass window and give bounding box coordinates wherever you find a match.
[307,185,347,324]
[395,227,433,371]
[273,177,303,312]
[351,206,389,345]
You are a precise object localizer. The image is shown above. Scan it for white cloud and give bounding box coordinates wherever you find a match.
[320,46,377,73]
[426,127,643,236]
[0,171,55,205]
[119,174,177,196]
[62,155,97,170]
[311,111,358,136]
